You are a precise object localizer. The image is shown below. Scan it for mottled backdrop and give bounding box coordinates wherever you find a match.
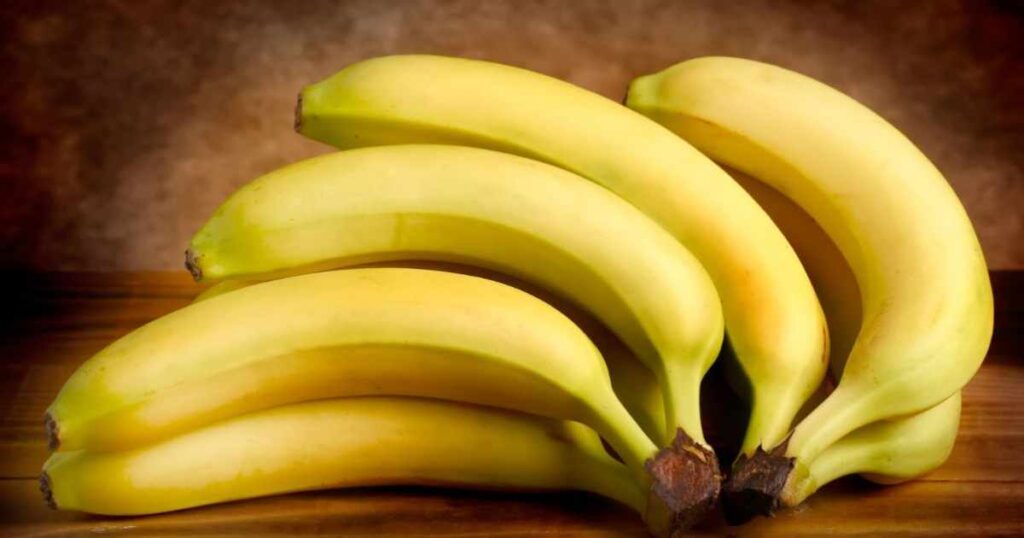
[1,0,1022,270]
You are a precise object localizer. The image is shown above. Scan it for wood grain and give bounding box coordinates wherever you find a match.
[1,271,1022,536]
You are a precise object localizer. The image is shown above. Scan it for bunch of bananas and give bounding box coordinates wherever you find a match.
[42,55,992,535]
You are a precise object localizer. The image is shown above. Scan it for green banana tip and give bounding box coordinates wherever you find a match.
[185,249,202,282]
[644,428,722,532]
[40,471,56,509]
[294,92,303,133]
[721,441,795,525]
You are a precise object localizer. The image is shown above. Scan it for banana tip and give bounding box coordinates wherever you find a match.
[644,428,721,532]
[185,249,202,282]
[39,472,56,509]
[44,412,59,451]
[294,92,303,132]
[721,442,794,525]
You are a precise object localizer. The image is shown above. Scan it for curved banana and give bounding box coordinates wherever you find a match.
[296,55,828,463]
[52,271,660,464]
[195,259,958,517]
[730,168,961,511]
[602,167,963,513]
[43,397,644,517]
[628,56,992,519]
[47,268,708,531]
[194,262,671,444]
[784,393,961,507]
[186,145,724,457]
[604,167,962,517]
[728,169,862,377]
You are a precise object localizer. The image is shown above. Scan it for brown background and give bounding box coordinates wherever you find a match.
[1,0,1022,270]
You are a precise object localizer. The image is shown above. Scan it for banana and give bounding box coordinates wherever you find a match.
[627,56,992,520]
[784,392,961,507]
[186,145,724,459]
[42,397,644,517]
[727,169,862,378]
[193,262,670,443]
[295,55,828,466]
[45,268,699,531]
[729,167,962,509]
[600,331,668,444]
[194,262,960,521]
[603,167,962,516]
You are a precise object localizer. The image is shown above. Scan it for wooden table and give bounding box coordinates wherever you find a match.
[2,271,1022,536]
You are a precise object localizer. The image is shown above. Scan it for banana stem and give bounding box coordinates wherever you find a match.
[587,390,722,526]
[778,461,815,508]
[657,362,706,447]
[721,383,831,524]
[787,383,867,464]
[784,443,859,507]
[738,386,804,457]
[593,373,723,531]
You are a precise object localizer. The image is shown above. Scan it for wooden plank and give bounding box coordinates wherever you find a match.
[0,479,649,537]
[1,271,1022,535]
[2,478,1022,536]
[740,480,1024,536]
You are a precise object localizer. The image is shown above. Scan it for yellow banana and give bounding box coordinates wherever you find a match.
[731,167,962,508]
[193,261,959,521]
[47,267,714,531]
[296,55,828,466]
[52,270,665,472]
[43,397,644,517]
[194,263,671,444]
[186,145,724,459]
[728,169,861,377]
[628,56,991,520]
[784,392,961,507]
[601,167,962,517]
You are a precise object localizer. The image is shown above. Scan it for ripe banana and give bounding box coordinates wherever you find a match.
[193,262,671,444]
[49,267,723,531]
[730,167,962,508]
[728,169,861,378]
[605,168,962,515]
[51,269,678,488]
[43,397,644,517]
[784,392,961,507]
[627,56,992,520]
[186,144,724,461]
[195,259,958,520]
[295,55,828,463]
